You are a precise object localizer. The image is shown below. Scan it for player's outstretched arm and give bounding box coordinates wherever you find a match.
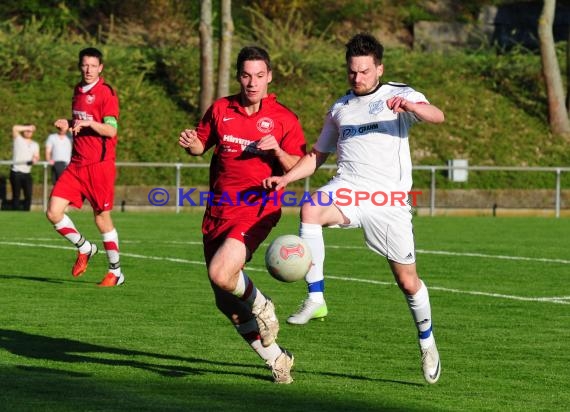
[256,134,300,172]
[386,96,444,124]
[71,119,116,137]
[263,149,328,191]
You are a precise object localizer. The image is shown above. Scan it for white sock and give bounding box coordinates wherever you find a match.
[54,214,91,254]
[232,270,266,310]
[300,222,325,303]
[235,318,282,365]
[406,280,435,349]
[102,229,121,276]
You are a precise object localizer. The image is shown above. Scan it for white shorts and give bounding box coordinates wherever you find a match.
[316,178,416,264]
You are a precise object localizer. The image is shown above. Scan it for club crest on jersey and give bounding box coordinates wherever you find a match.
[369,100,384,115]
[257,117,274,133]
[86,94,96,104]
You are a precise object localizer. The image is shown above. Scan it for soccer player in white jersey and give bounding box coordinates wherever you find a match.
[263,33,444,384]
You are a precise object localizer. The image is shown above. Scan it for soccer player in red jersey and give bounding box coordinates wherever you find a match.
[46,47,124,287]
[178,46,306,384]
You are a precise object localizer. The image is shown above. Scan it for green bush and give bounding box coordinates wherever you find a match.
[1,13,569,190]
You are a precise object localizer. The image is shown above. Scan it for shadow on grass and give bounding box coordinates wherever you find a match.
[0,274,66,284]
[0,329,266,381]
[0,329,428,412]
[0,329,422,385]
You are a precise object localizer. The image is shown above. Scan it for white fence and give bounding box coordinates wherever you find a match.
[1,160,570,217]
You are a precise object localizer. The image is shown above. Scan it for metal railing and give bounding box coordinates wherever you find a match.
[1,160,569,217]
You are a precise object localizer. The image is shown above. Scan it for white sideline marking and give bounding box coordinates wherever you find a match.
[0,241,206,267]
[1,240,568,305]
[325,275,570,305]
[416,249,570,265]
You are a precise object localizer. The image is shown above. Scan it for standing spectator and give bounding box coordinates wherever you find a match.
[263,33,445,384]
[178,46,306,383]
[10,124,40,211]
[46,47,124,287]
[45,125,72,184]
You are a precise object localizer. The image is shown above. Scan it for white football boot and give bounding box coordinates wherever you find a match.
[421,342,441,384]
[268,348,294,384]
[252,298,279,347]
[287,298,328,325]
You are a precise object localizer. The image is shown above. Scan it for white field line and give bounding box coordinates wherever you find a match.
[13,238,570,265]
[1,240,568,305]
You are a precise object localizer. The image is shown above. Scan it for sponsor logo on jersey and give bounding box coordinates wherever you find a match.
[341,127,357,140]
[340,122,380,140]
[222,134,264,155]
[256,117,274,133]
[72,110,93,121]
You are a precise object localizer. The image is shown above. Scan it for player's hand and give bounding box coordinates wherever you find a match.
[257,134,284,157]
[262,175,288,191]
[386,96,413,113]
[179,129,198,149]
[71,119,90,135]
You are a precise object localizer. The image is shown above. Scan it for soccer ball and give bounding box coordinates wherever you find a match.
[265,234,312,283]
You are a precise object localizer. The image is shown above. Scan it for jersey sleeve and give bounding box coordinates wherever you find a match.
[313,112,338,154]
[407,90,429,104]
[195,104,218,152]
[101,86,120,120]
[279,115,306,157]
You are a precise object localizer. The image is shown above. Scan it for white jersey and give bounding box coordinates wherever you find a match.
[314,82,428,193]
[46,133,73,163]
[12,135,40,174]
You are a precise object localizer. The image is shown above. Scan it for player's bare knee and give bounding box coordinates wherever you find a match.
[45,208,62,224]
[396,274,421,295]
[301,202,328,224]
[300,203,316,222]
[208,268,233,291]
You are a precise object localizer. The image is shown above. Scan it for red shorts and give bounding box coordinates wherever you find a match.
[202,210,281,264]
[51,160,116,213]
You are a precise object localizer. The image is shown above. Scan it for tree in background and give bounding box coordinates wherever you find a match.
[199,0,214,117]
[199,0,234,116]
[538,0,570,135]
[217,0,234,99]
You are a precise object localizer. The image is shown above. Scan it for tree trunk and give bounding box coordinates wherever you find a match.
[567,21,570,115]
[217,0,234,98]
[199,0,214,117]
[538,0,570,135]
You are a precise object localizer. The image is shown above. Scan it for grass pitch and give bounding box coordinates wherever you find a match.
[0,210,568,411]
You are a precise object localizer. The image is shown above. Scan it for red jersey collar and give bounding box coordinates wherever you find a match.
[227,93,277,116]
[76,77,105,94]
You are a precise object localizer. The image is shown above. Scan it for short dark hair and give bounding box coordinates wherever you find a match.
[236,46,271,77]
[79,47,103,64]
[345,33,384,65]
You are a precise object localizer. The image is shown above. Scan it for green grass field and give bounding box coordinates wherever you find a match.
[0,210,568,411]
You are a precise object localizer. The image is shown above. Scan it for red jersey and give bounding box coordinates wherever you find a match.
[196,93,306,219]
[70,77,119,166]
